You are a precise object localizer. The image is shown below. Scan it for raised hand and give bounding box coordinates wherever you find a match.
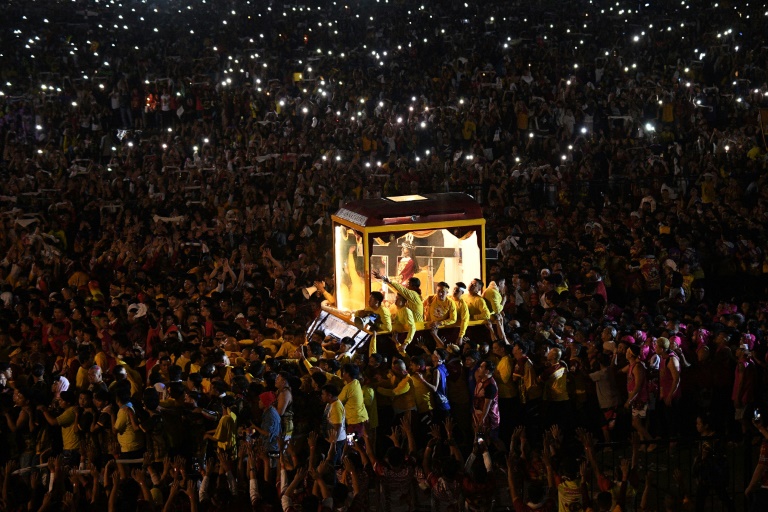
[386,426,402,447]
[444,417,454,439]
[184,479,196,500]
[429,424,442,441]
[131,468,146,486]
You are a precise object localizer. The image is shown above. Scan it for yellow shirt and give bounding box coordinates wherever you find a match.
[389,305,416,347]
[338,379,369,425]
[377,375,416,413]
[482,287,504,315]
[362,385,378,429]
[213,411,238,455]
[355,304,393,333]
[57,406,80,451]
[76,366,89,390]
[275,340,301,359]
[387,281,424,322]
[260,337,283,356]
[463,294,490,321]
[411,374,433,413]
[175,355,190,373]
[424,295,457,326]
[543,366,569,402]
[448,297,470,337]
[495,355,516,399]
[114,404,144,452]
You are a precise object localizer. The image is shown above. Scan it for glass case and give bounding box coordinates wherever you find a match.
[331,193,485,313]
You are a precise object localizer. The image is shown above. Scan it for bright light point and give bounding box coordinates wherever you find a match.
[420,122,426,128]
[167,127,172,132]
[529,132,534,138]
[397,117,403,124]
[581,127,587,134]
[335,156,341,161]
[725,145,730,151]
[561,155,567,160]
[193,146,199,152]
[645,123,655,132]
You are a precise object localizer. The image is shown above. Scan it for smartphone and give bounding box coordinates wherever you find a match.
[346,434,356,446]
[755,409,762,422]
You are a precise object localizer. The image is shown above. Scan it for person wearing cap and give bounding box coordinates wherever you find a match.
[252,391,280,455]
[373,269,424,322]
[733,344,758,440]
[464,278,491,322]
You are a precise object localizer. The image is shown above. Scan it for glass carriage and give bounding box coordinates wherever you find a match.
[331,193,486,313]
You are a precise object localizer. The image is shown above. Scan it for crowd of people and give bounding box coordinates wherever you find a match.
[2,0,768,510]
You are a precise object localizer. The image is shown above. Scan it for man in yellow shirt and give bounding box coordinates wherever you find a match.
[491,340,516,443]
[540,347,570,431]
[446,282,470,342]
[354,291,393,333]
[204,395,238,458]
[373,270,424,322]
[339,364,369,437]
[111,387,145,458]
[390,294,416,354]
[464,278,491,321]
[424,281,457,328]
[377,359,416,416]
[37,390,80,465]
[321,384,347,465]
[483,279,507,342]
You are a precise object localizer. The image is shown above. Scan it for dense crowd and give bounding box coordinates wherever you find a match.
[2,0,768,510]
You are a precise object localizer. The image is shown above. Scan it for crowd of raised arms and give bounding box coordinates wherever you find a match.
[2,0,768,511]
